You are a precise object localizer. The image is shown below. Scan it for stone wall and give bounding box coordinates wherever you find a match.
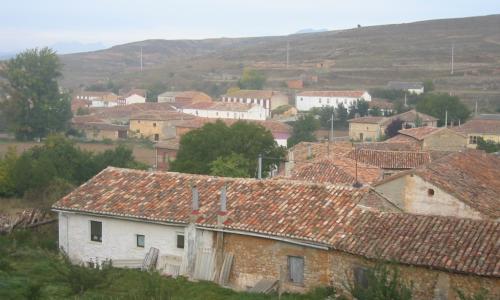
[349,123,382,141]
[423,130,467,151]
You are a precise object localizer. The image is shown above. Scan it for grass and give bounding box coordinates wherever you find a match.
[0,198,32,215]
[0,227,339,300]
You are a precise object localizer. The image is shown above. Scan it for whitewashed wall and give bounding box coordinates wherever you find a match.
[90,100,118,108]
[296,92,372,111]
[57,212,213,266]
[126,94,146,105]
[181,105,268,120]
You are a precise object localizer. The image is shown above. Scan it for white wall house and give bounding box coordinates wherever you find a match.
[180,102,268,121]
[90,99,118,108]
[296,91,371,111]
[56,211,214,272]
[121,93,146,105]
[220,90,289,115]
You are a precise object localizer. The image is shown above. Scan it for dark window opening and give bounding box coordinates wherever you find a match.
[177,233,185,249]
[154,134,159,141]
[353,266,369,289]
[428,188,435,196]
[90,221,102,242]
[136,234,145,247]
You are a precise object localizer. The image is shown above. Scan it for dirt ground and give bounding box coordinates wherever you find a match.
[0,141,156,166]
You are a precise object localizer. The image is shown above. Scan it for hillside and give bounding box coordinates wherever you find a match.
[60,14,500,111]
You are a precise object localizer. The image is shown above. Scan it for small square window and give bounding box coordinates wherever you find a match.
[90,221,102,242]
[177,233,185,249]
[136,234,145,248]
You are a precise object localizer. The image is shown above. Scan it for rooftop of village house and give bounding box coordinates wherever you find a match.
[52,167,500,277]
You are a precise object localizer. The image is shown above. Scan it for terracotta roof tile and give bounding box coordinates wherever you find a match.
[347,149,431,169]
[453,118,500,135]
[53,167,500,277]
[397,127,444,140]
[223,90,276,99]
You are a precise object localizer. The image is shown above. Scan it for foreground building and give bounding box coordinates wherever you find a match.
[53,168,499,298]
[296,90,371,111]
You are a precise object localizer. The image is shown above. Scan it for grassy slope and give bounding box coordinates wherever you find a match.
[0,227,338,299]
[60,15,500,111]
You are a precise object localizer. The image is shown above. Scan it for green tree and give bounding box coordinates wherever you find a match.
[423,79,435,93]
[384,118,404,139]
[357,99,370,117]
[416,93,470,126]
[238,69,266,90]
[476,137,500,153]
[335,103,349,127]
[0,147,18,196]
[171,120,284,178]
[0,48,72,140]
[145,81,168,102]
[313,106,335,129]
[287,114,319,147]
[210,153,250,178]
[370,107,382,116]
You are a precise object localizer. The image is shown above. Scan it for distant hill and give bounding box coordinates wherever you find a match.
[294,28,329,34]
[60,14,500,111]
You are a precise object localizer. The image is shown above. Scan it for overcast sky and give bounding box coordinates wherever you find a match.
[1,0,499,53]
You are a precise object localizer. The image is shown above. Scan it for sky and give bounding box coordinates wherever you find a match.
[1,0,499,53]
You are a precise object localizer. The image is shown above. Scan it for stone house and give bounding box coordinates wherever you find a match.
[348,110,438,141]
[154,138,179,170]
[387,81,425,94]
[385,127,467,151]
[453,114,500,148]
[220,90,289,115]
[157,91,212,106]
[52,167,499,298]
[296,90,371,112]
[373,151,500,221]
[129,111,195,141]
[71,115,128,141]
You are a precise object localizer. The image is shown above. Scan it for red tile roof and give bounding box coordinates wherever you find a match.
[348,116,387,124]
[414,151,500,219]
[358,141,420,151]
[130,111,195,121]
[397,127,443,140]
[288,141,353,162]
[53,167,500,277]
[453,118,500,135]
[223,90,277,99]
[289,156,382,185]
[347,149,431,169]
[336,209,499,277]
[298,90,367,98]
[92,103,176,120]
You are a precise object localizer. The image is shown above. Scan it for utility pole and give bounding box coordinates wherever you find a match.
[450,43,454,75]
[475,99,478,117]
[404,93,407,107]
[286,41,290,69]
[444,110,448,128]
[257,154,262,179]
[140,47,143,72]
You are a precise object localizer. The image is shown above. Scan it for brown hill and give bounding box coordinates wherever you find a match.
[60,14,500,111]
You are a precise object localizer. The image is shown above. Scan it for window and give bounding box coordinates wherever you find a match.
[353,266,369,288]
[288,256,304,284]
[428,188,435,196]
[177,233,185,249]
[90,221,102,242]
[154,134,159,141]
[136,234,145,247]
[469,135,478,144]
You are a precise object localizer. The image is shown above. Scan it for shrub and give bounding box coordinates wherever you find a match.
[456,288,492,300]
[345,263,413,300]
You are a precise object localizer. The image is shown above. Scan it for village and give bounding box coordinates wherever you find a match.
[1,4,500,300]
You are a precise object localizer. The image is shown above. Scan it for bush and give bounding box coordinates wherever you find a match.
[345,263,413,300]
[456,288,492,300]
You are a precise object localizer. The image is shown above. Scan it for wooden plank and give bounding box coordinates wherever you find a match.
[218,252,234,286]
[248,278,278,294]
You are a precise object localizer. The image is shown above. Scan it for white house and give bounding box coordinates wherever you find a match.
[220,90,289,115]
[179,102,268,121]
[387,81,424,95]
[295,90,371,111]
[90,99,119,108]
[118,89,147,106]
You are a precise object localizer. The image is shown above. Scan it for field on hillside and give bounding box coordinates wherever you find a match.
[59,15,500,112]
[0,227,338,299]
[0,140,155,166]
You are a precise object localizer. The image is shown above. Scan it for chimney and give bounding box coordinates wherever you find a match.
[190,184,200,222]
[217,184,228,227]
